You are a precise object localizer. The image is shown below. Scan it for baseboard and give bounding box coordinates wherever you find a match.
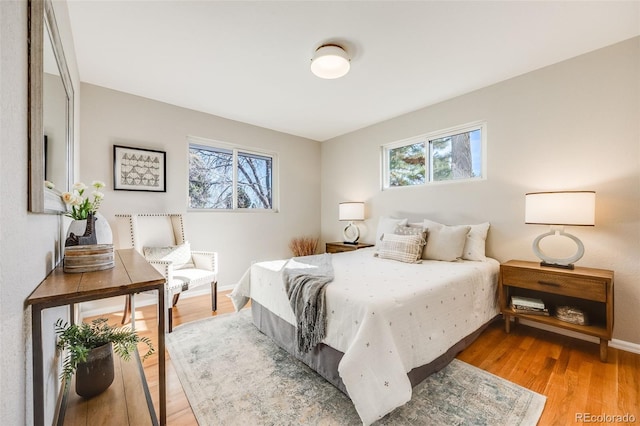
[78,286,220,320]
[610,338,640,355]
[519,319,640,355]
[218,284,234,292]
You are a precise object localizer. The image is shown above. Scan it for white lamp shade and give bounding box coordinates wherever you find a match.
[311,45,350,79]
[525,191,595,226]
[339,202,365,221]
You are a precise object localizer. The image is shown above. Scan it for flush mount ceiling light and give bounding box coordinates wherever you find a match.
[310,44,350,79]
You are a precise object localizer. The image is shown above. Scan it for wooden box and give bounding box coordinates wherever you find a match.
[64,244,115,273]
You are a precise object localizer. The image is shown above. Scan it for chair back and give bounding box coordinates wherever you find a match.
[115,214,186,254]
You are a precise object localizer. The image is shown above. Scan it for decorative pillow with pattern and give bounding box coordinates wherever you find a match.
[377,233,425,263]
[394,224,426,238]
[143,242,193,269]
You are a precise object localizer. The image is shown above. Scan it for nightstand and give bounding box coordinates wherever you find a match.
[325,242,374,254]
[499,260,614,362]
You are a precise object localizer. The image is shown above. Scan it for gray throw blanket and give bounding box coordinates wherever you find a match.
[282,254,334,353]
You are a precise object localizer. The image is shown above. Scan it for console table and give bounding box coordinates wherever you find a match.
[26,249,167,425]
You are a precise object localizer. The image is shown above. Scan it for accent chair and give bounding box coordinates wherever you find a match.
[115,213,218,332]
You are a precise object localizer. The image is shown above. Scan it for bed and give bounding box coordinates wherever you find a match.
[230,239,500,425]
[230,217,498,423]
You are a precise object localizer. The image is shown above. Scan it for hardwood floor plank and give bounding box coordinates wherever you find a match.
[86,292,640,425]
[618,350,640,415]
[513,337,556,394]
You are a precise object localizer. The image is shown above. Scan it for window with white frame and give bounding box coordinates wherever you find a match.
[382,122,486,189]
[189,138,277,210]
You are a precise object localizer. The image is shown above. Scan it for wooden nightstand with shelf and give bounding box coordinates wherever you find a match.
[325,242,374,254]
[499,260,614,362]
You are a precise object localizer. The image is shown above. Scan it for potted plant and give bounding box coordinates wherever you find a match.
[54,317,154,398]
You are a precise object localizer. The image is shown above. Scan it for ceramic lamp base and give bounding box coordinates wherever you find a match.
[342,222,360,244]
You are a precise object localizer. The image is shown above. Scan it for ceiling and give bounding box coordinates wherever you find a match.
[66,1,640,142]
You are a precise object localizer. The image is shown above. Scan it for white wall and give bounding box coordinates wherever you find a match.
[79,83,321,292]
[0,0,80,424]
[321,37,640,345]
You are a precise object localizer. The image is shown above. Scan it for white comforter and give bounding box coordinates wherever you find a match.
[230,248,499,425]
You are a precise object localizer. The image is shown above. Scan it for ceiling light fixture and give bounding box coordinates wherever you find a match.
[310,44,350,79]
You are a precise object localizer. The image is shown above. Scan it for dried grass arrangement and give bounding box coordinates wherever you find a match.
[289,236,319,257]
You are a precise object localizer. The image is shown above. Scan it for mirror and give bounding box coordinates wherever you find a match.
[29,0,74,213]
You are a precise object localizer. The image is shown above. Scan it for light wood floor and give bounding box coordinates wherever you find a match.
[89,292,639,425]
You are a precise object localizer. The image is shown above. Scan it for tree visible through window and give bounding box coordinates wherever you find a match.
[382,123,485,189]
[189,143,274,210]
[237,152,272,208]
[388,142,426,187]
[431,129,480,182]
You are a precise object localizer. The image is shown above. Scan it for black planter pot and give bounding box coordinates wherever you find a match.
[75,342,115,398]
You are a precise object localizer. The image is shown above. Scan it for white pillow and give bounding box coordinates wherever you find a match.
[143,242,193,269]
[422,219,470,261]
[463,222,490,261]
[377,233,425,263]
[375,217,408,247]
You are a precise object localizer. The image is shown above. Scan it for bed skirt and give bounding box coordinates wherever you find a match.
[251,300,497,396]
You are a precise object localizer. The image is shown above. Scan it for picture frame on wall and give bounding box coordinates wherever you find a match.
[113,145,166,192]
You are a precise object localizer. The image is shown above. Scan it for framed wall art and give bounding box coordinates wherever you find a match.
[113,145,166,192]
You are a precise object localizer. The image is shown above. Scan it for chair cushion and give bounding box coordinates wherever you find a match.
[143,242,193,269]
[171,268,217,293]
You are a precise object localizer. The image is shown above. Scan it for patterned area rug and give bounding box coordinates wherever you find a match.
[166,310,545,425]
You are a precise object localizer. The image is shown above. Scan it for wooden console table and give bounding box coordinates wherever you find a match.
[26,249,167,426]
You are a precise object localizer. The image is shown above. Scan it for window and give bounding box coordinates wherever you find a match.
[189,139,276,210]
[382,122,485,189]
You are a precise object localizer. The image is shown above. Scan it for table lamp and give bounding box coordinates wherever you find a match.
[525,191,595,269]
[339,202,365,244]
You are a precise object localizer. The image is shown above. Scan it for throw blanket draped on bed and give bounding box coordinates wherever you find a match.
[282,254,334,353]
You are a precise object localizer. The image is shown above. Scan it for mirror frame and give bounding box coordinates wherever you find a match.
[29,0,74,213]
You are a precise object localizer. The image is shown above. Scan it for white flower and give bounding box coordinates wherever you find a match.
[70,194,83,206]
[92,180,106,189]
[92,191,104,200]
[44,181,55,189]
[73,182,87,192]
[61,192,75,204]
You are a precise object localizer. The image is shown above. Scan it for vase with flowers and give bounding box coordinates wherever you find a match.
[60,181,112,246]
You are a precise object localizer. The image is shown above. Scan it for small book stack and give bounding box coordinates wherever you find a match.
[510,295,550,316]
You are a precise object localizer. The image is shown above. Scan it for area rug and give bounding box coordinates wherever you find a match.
[166,310,545,425]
